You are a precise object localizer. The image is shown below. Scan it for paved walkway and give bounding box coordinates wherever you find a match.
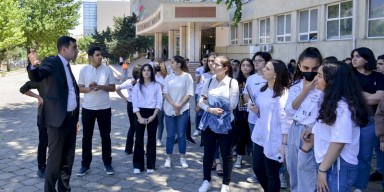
[0,65,381,191]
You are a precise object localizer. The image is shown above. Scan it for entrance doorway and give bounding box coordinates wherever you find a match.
[201,28,216,58]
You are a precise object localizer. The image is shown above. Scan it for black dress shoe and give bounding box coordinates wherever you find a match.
[37,167,45,178]
[369,170,383,181]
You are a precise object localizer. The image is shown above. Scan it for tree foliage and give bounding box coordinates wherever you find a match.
[217,0,243,27]
[77,36,95,52]
[18,0,81,58]
[0,0,27,71]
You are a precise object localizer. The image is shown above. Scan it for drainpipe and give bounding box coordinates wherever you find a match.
[352,0,357,49]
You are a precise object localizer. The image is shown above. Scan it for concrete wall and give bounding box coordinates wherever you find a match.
[97,1,131,32]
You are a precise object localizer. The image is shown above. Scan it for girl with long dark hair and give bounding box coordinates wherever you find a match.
[132,64,162,173]
[251,60,291,192]
[116,65,142,155]
[233,58,255,168]
[306,61,369,192]
[163,56,194,169]
[198,56,239,192]
[350,47,384,191]
[284,47,323,192]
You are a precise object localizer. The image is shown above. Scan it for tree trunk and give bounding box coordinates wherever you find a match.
[6,46,10,72]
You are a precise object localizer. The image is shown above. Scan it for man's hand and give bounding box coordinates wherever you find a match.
[37,96,44,107]
[76,122,81,135]
[28,49,40,67]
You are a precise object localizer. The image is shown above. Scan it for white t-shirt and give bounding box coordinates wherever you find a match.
[251,86,292,161]
[155,74,166,92]
[195,72,214,96]
[285,79,324,127]
[78,64,115,110]
[163,73,194,116]
[312,100,360,165]
[243,73,267,124]
[132,82,162,113]
[119,78,135,102]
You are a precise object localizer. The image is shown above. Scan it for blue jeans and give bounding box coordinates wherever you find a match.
[123,69,128,80]
[318,157,358,192]
[354,117,377,189]
[165,110,189,155]
[375,138,383,174]
[195,94,202,131]
[286,121,317,192]
[157,106,165,140]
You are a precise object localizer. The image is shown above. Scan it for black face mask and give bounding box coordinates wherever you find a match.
[154,66,161,72]
[301,72,318,81]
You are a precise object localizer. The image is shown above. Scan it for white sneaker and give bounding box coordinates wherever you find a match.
[234,156,242,168]
[147,169,154,173]
[246,174,258,183]
[193,130,200,136]
[221,184,230,192]
[156,139,162,147]
[353,189,362,192]
[279,173,287,189]
[199,180,211,192]
[133,168,140,174]
[180,158,189,168]
[164,157,171,168]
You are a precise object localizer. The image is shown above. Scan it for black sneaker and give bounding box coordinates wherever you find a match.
[37,167,45,178]
[186,138,196,144]
[369,170,383,181]
[125,150,133,155]
[105,165,115,175]
[77,167,90,177]
[174,138,178,144]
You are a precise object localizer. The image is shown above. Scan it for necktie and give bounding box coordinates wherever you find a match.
[67,64,79,97]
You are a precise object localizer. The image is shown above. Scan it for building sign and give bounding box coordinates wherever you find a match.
[175,7,216,18]
[137,11,161,32]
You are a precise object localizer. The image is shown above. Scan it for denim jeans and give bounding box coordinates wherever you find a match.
[165,110,189,155]
[195,94,203,131]
[157,106,165,140]
[318,157,358,192]
[123,69,128,80]
[354,117,377,189]
[286,121,317,192]
[375,138,383,174]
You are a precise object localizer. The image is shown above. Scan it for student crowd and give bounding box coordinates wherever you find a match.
[23,36,384,192]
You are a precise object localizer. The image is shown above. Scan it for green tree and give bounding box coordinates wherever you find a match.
[217,0,242,27]
[78,36,95,52]
[18,0,81,58]
[0,0,27,71]
[90,27,114,60]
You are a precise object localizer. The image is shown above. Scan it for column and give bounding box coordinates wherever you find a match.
[318,5,326,41]
[154,32,162,59]
[186,22,201,62]
[252,19,259,45]
[168,30,175,59]
[291,11,298,42]
[270,16,276,44]
[179,26,187,58]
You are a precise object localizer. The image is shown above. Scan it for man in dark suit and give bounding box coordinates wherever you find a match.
[27,36,80,192]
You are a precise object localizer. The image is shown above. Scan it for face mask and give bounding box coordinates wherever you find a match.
[301,72,318,81]
[154,66,161,72]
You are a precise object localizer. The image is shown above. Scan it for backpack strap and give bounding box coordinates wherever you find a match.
[208,77,213,89]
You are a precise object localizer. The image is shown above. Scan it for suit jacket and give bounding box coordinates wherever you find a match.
[27,56,80,128]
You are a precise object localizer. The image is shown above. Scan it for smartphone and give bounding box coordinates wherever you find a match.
[275,153,283,163]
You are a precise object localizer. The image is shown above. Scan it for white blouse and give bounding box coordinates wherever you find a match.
[163,73,194,116]
[312,100,360,165]
[119,78,135,102]
[199,75,239,122]
[132,82,163,113]
[243,73,267,124]
[285,79,324,127]
[251,86,292,161]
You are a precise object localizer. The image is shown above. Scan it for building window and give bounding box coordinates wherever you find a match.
[368,0,384,37]
[259,18,270,44]
[243,22,252,44]
[277,14,291,43]
[327,1,353,40]
[299,9,318,41]
[231,25,238,45]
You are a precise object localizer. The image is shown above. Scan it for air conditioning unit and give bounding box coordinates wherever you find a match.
[262,44,273,52]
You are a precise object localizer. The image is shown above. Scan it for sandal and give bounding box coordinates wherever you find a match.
[211,162,217,171]
[216,162,223,176]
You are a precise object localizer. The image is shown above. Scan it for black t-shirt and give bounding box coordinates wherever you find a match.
[353,69,384,114]
[234,78,249,122]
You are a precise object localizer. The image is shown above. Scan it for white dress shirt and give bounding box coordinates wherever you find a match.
[312,100,360,165]
[132,82,162,113]
[199,75,239,122]
[59,55,77,111]
[78,64,115,110]
[251,86,292,161]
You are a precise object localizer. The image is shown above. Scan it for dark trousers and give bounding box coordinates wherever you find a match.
[234,121,250,156]
[44,112,77,192]
[202,125,235,185]
[125,102,136,153]
[133,108,158,170]
[81,108,112,168]
[37,120,48,169]
[253,143,282,192]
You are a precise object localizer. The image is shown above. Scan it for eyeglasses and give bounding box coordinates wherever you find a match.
[253,59,265,63]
